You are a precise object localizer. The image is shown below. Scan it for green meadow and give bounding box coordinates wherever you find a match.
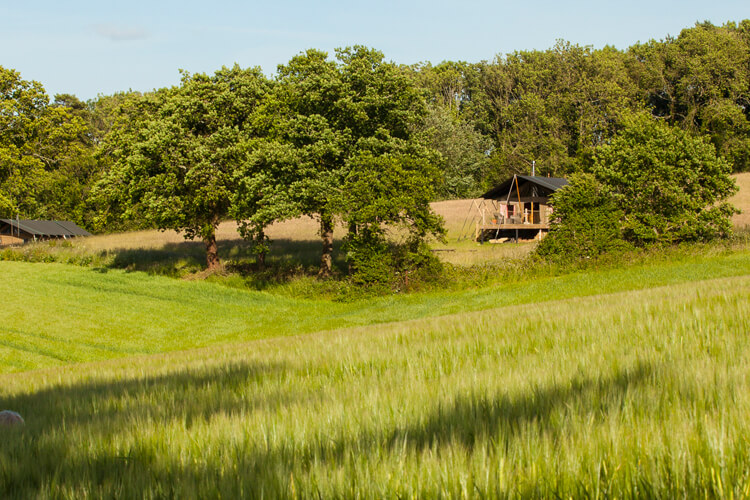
[3,246,750,373]
[2,244,750,497]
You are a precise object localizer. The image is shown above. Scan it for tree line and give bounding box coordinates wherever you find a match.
[1,20,748,275]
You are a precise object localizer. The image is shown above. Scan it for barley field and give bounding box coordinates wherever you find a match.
[2,269,750,497]
[730,172,750,229]
[2,178,750,497]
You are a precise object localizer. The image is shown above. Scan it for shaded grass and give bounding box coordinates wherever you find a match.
[2,273,750,497]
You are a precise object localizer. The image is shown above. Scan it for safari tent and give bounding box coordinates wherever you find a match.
[473,175,568,242]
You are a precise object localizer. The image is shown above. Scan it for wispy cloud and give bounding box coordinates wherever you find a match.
[94,24,149,42]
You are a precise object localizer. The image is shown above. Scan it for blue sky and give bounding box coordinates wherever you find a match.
[2,0,747,101]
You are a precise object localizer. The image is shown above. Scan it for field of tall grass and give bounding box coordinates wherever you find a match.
[2,175,750,497]
[2,269,750,497]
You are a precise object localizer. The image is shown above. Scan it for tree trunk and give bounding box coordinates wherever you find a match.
[319,213,334,277]
[256,228,266,271]
[204,230,221,272]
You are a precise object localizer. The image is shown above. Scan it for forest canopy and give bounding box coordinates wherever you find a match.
[1,19,748,275]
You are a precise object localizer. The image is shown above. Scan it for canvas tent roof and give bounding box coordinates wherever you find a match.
[0,219,91,237]
[481,175,569,199]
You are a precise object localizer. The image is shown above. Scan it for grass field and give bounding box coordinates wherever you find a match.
[3,266,750,497]
[2,246,750,374]
[2,176,750,497]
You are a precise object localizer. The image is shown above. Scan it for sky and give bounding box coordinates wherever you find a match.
[2,0,748,101]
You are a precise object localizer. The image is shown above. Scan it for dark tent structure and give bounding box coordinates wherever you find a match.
[0,219,91,245]
[474,175,568,242]
[480,175,569,200]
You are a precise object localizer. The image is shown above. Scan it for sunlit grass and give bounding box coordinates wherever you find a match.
[2,271,750,497]
[730,172,750,230]
[1,247,749,374]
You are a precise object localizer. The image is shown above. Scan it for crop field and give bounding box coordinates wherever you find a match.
[730,172,750,229]
[2,176,750,497]
[3,264,750,497]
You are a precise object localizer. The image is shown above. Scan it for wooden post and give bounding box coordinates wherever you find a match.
[515,176,522,207]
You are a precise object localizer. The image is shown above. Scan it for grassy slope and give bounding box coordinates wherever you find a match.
[2,175,750,496]
[3,247,750,374]
[2,270,750,497]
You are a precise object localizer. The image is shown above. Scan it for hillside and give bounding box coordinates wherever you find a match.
[3,265,750,497]
[3,247,750,374]
[2,175,750,497]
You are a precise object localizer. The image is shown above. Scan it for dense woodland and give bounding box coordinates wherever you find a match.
[1,20,748,275]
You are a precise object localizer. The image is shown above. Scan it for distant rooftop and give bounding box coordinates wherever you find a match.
[0,219,91,237]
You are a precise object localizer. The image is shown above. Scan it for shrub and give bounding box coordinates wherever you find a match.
[536,173,631,260]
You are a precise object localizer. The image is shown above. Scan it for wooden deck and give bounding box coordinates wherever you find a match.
[479,223,549,231]
[476,223,550,242]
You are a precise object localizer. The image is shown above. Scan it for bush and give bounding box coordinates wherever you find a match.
[536,173,631,260]
[538,113,738,261]
[344,230,443,289]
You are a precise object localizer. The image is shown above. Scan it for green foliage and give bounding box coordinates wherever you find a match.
[630,21,750,170]
[264,47,443,277]
[592,112,737,243]
[340,153,445,285]
[0,67,93,222]
[536,173,630,260]
[477,42,640,181]
[404,20,750,189]
[95,66,270,269]
[416,104,490,198]
[539,113,738,261]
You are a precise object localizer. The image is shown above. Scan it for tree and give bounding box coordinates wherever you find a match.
[592,113,737,243]
[230,138,302,270]
[416,103,490,198]
[269,47,439,277]
[0,67,90,220]
[96,66,269,270]
[339,152,445,284]
[629,22,750,171]
[541,112,737,261]
[478,42,640,182]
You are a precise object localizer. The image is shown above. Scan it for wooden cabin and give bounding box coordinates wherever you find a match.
[475,175,568,242]
[0,219,91,245]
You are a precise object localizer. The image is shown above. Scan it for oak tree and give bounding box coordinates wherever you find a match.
[96,66,269,270]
